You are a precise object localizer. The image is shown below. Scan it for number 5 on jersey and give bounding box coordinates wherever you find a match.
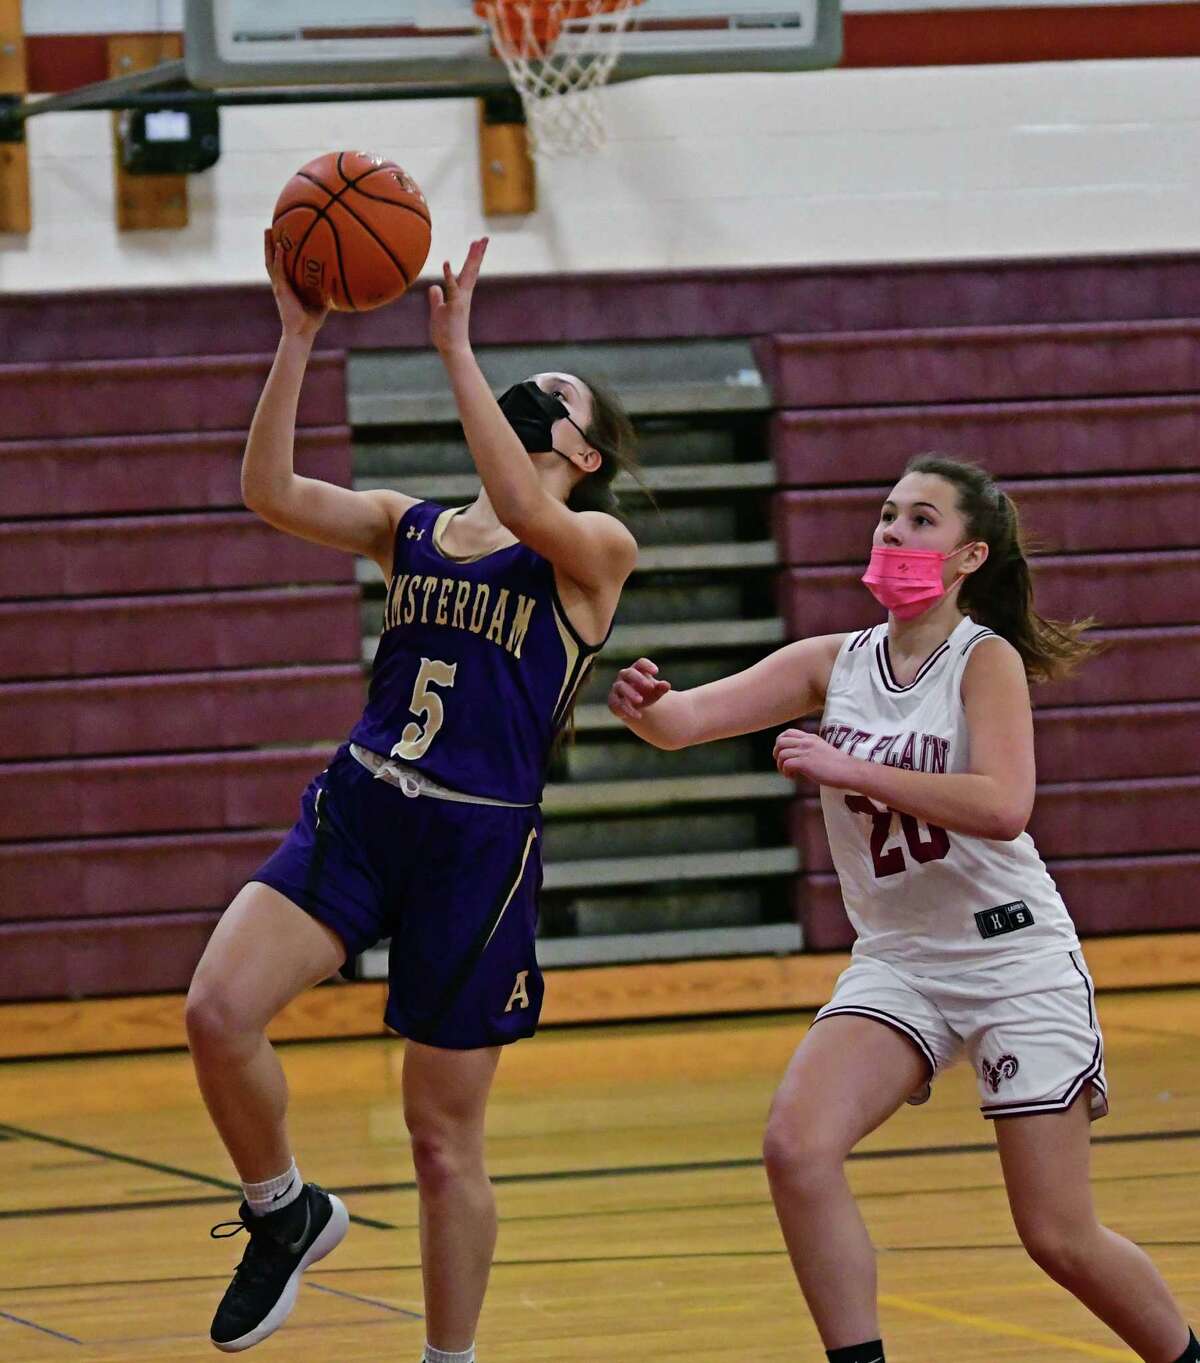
[392,658,457,761]
[845,793,950,878]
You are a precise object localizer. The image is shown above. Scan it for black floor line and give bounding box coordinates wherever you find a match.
[3,1124,1197,1226]
[8,1147,1200,1227]
[7,1238,1200,1300]
[0,1122,396,1231]
[0,1307,82,1345]
[305,1280,423,1319]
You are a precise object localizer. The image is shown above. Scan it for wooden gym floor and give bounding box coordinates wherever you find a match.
[1,991,1197,1363]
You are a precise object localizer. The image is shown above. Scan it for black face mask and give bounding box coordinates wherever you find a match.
[497,379,589,459]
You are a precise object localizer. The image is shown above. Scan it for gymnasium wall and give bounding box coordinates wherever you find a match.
[3,55,1200,292]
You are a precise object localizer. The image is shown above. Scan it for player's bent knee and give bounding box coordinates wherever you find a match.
[762,1114,846,1189]
[184,979,258,1055]
[408,1129,479,1197]
[1016,1219,1095,1283]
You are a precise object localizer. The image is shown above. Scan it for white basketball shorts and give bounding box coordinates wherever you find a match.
[813,948,1108,1121]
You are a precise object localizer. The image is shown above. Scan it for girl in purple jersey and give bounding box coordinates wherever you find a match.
[186,235,638,1359]
[609,456,1198,1363]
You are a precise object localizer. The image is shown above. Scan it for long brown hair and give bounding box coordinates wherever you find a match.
[552,375,648,756]
[566,373,649,518]
[905,454,1099,683]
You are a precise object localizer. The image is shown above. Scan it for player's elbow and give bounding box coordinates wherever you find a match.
[241,471,291,518]
[240,465,271,512]
[989,801,1031,842]
[655,732,690,752]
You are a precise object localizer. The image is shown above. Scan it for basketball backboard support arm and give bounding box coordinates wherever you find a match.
[0,66,504,140]
[183,0,843,90]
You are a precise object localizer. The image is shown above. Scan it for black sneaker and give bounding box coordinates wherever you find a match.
[208,1183,349,1352]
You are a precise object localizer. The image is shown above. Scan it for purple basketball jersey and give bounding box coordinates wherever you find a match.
[349,501,603,803]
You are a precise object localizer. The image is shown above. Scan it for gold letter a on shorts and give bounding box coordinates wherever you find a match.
[504,970,530,1013]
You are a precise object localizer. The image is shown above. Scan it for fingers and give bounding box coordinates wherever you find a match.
[619,665,668,703]
[265,233,287,286]
[459,236,488,287]
[607,680,641,719]
[441,238,490,295]
[428,284,444,311]
[608,663,669,720]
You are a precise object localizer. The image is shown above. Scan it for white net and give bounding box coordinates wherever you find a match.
[478,1,643,157]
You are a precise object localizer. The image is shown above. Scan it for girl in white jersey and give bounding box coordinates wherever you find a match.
[609,455,1198,1363]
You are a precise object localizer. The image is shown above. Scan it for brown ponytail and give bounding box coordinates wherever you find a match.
[566,373,651,519]
[905,454,1100,682]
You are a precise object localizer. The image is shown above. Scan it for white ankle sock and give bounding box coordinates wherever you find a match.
[241,1159,302,1217]
[423,1344,476,1363]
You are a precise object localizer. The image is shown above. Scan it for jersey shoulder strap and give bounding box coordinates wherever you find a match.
[825,623,882,698]
[390,500,446,574]
[959,623,999,657]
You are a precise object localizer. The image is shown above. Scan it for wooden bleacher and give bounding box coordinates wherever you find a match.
[1,255,1198,1054]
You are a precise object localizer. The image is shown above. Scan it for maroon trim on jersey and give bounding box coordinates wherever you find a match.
[981,1030,1105,1119]
[875,636,951,694]
[982,952,1106,1121]
[848,627,875,653]
[813,1004,938,1078]
[960,626,999,656]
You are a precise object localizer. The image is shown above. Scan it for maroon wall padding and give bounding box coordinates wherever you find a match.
[0,352,346,440]
[1035,628,1200,707]
[775,475,1200,564]
[0,586,362,681]
[0,666,365,760]
[1032,703,1200,782]
[762,320,1200,409]
[2,427,352,519]
[0,913,221,1001]
[0,831,281,921]
[6,257,1200,364]
[781,553,1200,636]
[0,319,366,1006]
[799,854,1200,950]
[772,396,1200,488]
[0,513,352,601]
[0,745,334,841]
[793,778,1200,873]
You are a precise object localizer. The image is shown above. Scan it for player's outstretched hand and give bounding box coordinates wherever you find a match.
[608,658,671,722]
[429,236,488,357]
[264,229,330,339]
[773,728,848,788]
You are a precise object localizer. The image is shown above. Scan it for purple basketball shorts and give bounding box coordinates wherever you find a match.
[250,746,545,1049]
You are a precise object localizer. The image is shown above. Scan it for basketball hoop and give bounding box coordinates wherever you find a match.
[475,1,644,158]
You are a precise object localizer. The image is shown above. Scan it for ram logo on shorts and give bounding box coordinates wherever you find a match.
[981,1054,1020,1092]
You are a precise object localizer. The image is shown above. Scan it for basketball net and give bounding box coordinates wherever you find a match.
[476,1,644,157]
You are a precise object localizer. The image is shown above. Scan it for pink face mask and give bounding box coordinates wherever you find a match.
[861,544,974,620]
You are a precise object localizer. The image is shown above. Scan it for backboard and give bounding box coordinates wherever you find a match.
[183,0,842,90]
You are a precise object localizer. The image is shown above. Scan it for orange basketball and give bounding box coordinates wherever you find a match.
[271,151,432,312]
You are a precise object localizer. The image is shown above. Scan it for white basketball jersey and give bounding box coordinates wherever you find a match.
[818,614,1080,974]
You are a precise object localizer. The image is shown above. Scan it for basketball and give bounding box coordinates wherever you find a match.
[270,151,432,312]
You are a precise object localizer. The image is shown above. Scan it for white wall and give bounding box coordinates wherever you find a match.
[3,57,1200,293]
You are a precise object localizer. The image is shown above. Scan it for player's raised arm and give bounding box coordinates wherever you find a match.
[609,634,849,751]
[430,239,637,593]
[240,230,417,576]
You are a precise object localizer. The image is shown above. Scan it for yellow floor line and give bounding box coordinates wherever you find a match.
[879,1293,1138,1360]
